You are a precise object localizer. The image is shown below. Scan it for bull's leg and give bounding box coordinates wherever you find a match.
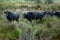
[29,19,34,27]
[28,18,32,23]
[16,19,19,22]
[40,17,43,23]
[50,14,53,17]
[8,19,12,22]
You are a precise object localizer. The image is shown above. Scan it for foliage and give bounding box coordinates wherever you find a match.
[0,0,60,4]
[0,1,60,40]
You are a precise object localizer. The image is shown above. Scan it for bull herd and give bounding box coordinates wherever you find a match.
[4,11,60,23]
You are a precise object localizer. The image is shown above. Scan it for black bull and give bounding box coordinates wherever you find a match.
[53,12,60,18]
[4,11,59,23]
[23,12,46,22]
[4,11,19,22]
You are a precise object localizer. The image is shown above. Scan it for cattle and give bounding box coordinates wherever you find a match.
[53,12,60,18]
[23,11,45,23]
[4,11,19,22]
[44,11,54,17]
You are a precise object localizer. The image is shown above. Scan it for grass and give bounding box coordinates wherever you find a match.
[0,2,60,40]
[0,2,60,11]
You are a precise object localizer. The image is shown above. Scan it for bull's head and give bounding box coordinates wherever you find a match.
[4,11,12,16]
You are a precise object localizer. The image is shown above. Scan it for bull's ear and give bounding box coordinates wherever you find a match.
[4,11,6,13]
[4,11,8,16]
[4,11,7,15]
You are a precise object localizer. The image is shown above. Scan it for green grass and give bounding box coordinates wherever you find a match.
[0,2,60,40]
[0,2,60,11]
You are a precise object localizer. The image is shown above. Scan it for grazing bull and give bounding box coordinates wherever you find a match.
[4,11,19,22]
[53,12,60,18]
[23,11,45,23]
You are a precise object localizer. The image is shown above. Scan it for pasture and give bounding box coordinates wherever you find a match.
[0,2,60,40]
